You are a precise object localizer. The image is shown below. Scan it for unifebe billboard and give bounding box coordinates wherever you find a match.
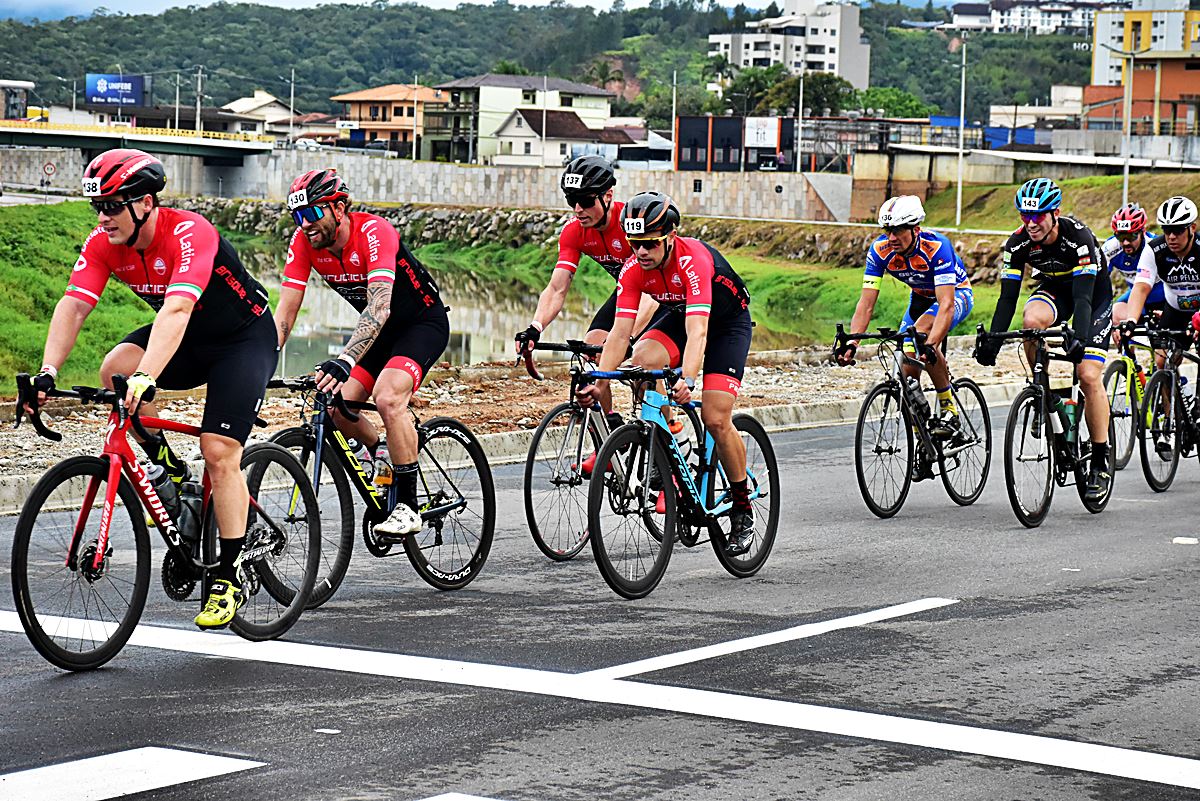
[85,73,145,106]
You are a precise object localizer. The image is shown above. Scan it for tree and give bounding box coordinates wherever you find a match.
[582,59,624,89]
[757,71,857,116]
[493,59,531,75]
[724,63,788,115]
[857,85,937,117]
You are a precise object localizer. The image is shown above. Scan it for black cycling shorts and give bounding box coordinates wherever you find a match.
[349,304,450,394]
[120,312,278,444]
[1025,282,1113,364]
[640,308,753,396]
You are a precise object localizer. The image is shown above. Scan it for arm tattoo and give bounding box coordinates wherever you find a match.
[341,283,392,363]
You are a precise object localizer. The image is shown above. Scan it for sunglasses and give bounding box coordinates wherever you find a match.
[565,192,599,209]
[1162,224,1191,236]
[628,233,671,249]
[1114,231,1140,243]
[1020,212,1050,224]
[90,195,146,216]
[291,205,327,225]
[882,225,914,235]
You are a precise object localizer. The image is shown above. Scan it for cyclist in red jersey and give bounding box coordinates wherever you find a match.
[26,148,277,629]
[577,192,756,555]
[275,169,449,537]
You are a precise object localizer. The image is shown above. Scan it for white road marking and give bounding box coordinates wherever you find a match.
[419,795,505,801]
[1172,537,1198,545]
[4,609,1200,790]
[0,746,263,801]
[582,597,960,679]
[313,729,341,735]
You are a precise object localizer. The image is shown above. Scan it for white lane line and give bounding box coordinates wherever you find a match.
[419,795,506,801]
[0,746,264,801]
[582,597,959,680]
[3,611,1199,790]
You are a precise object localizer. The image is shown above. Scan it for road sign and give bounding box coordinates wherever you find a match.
[42,162,56,176]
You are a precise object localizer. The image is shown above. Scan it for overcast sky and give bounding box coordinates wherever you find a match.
[0,0,676,19]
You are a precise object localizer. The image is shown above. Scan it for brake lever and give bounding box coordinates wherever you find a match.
[15,373,63,441]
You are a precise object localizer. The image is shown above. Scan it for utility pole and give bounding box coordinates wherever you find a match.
[671,70,678,172]
[796,70,804,172]
[955,35,967,229]
[541,74,548,167]
[194,65,203,137]
[412,73,418,162]
[174,72,180,129]
[289,67,295,144]
[1102,43,1150,206]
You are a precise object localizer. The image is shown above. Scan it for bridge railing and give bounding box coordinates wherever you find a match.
[0,119,275,144]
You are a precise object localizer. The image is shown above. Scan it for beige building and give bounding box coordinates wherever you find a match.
[330,84,445,156]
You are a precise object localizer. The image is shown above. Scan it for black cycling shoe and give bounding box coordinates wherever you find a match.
[1154,435,1174,460]
[929,410,962,439]
[1083,467,1112,502]
[726,508,755,556]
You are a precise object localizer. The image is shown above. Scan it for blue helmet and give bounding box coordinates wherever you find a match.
[1014,178,1062,214]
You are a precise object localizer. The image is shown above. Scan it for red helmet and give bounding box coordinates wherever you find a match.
[1111,203,1147,235]
[287,169,350,210]
[82,148,166,199]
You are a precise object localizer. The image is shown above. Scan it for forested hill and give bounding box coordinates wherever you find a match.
[1,0,1090,125]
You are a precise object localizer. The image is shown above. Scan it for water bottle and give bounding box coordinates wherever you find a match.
[905,377,931,423]
[146,463,180,519]
[1062,399,1078,443]
[176,481,203,542]
[668,418,693,466]
[1049,396,1066,435]
[373,443,394,488]
[346,438,376,482]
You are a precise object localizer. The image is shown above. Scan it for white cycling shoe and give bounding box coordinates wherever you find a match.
[375,503,423,536]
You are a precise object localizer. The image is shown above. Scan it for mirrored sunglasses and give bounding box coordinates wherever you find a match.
[291,205,326,225]
[1020,212,1048,223]
[627,233,671,249]
[1162,224,1190,236]
[1114,231,1140,243]
[90,195,145,216]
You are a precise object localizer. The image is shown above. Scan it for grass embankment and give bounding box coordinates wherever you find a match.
[924,172,1200,233]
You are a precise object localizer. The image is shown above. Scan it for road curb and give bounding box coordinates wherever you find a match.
[0,380,1040,515]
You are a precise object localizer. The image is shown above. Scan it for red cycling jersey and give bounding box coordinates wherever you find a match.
[615,236,750,322]
[66,207,269,340]
[556,201,630,281]
[284,211,441,314]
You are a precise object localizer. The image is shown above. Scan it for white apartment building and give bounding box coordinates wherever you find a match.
[707,0,871,90]
[1092,0,1200,86]
[946,0,1129,34]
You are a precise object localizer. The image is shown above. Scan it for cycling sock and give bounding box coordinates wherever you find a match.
[139,433,188,482]
[730,478,751,513]
[936,386,957,415]
[395,461,419,513]
[1092,442,1110,472]
[217,536,245,587]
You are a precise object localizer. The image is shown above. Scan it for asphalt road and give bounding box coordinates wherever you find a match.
[1,410,1199,801]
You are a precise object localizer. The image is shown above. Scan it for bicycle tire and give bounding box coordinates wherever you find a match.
[1103,359,1135,471]
[405,417,495,590]
[1074,390,1117,514]
[588,422,674,599]
[708,414,779,578]
[940,377,992,506]
[11,456,150,671]
[270,427,356,609]
[205,442,321,641]
[1138,370,1181,492]
[1003,387,1055,528]
[854,381,914,518]
[524,402,601,561]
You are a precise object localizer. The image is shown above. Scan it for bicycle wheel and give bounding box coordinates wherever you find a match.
[854,381,914,518]
[1074,391,1117,514]
[588,422,674,599]
[270,427,355,609]
[1138,370,1181,492]
[1103,359,1135,471]
[207,442,321,641]
[1003,387,1055,528]
[524,402,601,561]
[405,417,495,590]
[940,377,992,506]
[708,414,779,578]
[11,456,150,671]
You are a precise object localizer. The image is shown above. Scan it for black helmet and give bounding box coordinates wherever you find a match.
[620,191,679,237]
[560,155,615,196]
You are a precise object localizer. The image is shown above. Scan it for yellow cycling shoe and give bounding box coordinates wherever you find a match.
[194,579,245,630]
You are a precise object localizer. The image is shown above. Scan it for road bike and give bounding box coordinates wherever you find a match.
[1103,322,1156,470]
[584,366,779,600]
[1134,324,1200,492]
[11,374,320,671]
[268,376,495,606]
[833,325,991,518]
[975,325,1116,528]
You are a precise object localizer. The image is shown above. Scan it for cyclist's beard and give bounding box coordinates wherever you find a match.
[310,221,338,250]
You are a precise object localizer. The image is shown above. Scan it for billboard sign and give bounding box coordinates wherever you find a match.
[85,73,145,106]
[743,117,779,149]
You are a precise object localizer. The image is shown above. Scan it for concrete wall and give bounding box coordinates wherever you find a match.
[850,150,1020,222]
[0,146,839,221]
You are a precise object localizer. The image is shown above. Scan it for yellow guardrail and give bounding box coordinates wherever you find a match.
[0,119,275,144]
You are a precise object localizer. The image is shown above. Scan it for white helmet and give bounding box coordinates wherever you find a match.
[1157,196,1198,227]
[878,195,926,228]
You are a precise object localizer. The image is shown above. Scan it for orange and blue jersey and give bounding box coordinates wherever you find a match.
[863,230,970,297]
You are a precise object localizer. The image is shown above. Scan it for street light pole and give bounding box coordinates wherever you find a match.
[1102,43,1151,207]
[955,34,967,229]
[796,70,804,173]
